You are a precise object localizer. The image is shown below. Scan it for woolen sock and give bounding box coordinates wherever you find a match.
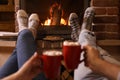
[28,13,40,39]
[81,7,95,30]
[17,9,28,32]
[69,13,81,41]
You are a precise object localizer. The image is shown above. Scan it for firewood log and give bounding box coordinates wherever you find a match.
[50,3,62,25]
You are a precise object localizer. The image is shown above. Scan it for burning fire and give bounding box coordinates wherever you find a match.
[43,2,68,26]
[44,18,51,26]
[44,18,67,25]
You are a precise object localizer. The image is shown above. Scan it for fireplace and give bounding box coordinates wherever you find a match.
[19,0,90,24]
[17,0,91,52]
[19,0,90,38]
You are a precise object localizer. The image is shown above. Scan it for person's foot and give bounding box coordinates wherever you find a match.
[69,13,81,41]
[81,7,95,30]
[28,13,40,39]
[78,29,96,48]
[17,9,28,32]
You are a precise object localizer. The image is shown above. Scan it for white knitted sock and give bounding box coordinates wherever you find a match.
[81,7,95,30]
[17,10,28,32]
[78,29,96,49]
[28,13,40,39]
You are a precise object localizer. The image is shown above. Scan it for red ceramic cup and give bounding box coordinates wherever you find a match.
[41,50,62,79]
[63,40,83,70]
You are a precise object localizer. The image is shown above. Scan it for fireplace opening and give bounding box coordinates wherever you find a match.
[18,0,91,41]
[20,0,91,26]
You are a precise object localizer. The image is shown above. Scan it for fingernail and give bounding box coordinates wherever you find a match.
[34,52,38,56]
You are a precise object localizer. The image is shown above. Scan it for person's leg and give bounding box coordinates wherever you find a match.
[16,10,40,68]
[29,13,47,80]
[0,49,18,78]
[16,29,37,68]
[74,7,109,80]
[76,7,120,80]
[17,10,46,80]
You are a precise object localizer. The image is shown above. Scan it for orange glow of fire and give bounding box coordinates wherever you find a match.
[44,18,67,26]
[44,18,51,26]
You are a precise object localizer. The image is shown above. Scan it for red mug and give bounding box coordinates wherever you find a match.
[63,40,83,70]
[41,50,62,79]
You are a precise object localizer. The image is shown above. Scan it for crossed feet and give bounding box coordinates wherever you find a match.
[17,9,40,39]
[69,7,95,42]
[17,7,94,41]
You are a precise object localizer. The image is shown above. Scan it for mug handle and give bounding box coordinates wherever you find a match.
[79,50,85,63]
[79,59,84,63]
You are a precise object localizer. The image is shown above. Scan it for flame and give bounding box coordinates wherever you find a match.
[44,18,67,26]
[61,18,67,25]
[43,3,69,26]
[44,18,51,26]
[68,20,70,26]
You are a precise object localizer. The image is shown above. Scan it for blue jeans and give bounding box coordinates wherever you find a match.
[0,29,46,80]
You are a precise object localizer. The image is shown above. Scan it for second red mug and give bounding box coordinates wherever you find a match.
[63,40,83,70]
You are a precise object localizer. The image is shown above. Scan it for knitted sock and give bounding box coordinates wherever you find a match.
[69,13,81,41]
[28,13,40,39]
[81,7,95,30]
[78,29,96,49]
[17,9,28,32]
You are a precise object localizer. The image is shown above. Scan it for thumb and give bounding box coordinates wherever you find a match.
[28,52,39,62]
[82,44,90,50]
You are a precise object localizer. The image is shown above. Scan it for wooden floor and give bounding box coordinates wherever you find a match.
[0,40,15,66]
[0,47,14,66]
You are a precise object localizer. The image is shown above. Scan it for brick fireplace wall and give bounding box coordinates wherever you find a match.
[90,0,120,40]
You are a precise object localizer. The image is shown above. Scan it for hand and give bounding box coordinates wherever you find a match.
[83,45,101,68]
[83,45,120,80]
[16,52,42,80]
